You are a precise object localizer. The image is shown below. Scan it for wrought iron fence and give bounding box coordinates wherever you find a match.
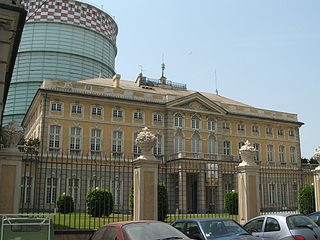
[259,164,315,214]
[20,152,134,229]
[19,151,317,229]
[159,158,240,222]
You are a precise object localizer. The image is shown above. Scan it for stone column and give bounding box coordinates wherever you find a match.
[313,147,320,211]
[178,168,187,213]
[133,127,160,220]
[0,121,24,214]
[237,140,260,225]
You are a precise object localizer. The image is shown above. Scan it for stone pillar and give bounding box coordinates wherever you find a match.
[237,140,260,225]
[0,121,24,214]
[178,169,187,213]
[313,147,320,211]
[133,127,160,220]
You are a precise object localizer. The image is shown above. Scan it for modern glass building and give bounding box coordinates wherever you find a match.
[3,0,118,125]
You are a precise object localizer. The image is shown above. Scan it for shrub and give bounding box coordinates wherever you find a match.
[298,185,315,214]
[224,191,238,215]
[129,183,169,221]
[57,193,74,214]
[129,185,134,216]
[158,183,169,221]
[86,188,113,217]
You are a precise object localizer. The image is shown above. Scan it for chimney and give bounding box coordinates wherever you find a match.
[113,74,121,88]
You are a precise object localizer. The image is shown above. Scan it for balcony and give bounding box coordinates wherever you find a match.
[168,152,236,161]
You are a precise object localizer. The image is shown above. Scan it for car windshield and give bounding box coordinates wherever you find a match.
[287,215,318,230]
[199,219,250,238]
[123,222,189,240]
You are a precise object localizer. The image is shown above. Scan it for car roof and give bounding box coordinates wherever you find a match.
[103,220,161,227]
[173,218,234,222]
[250,213,303,220]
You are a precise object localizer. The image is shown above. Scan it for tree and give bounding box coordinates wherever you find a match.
[86,188,113,217]
[224,191,238,215]
[309,158,319,165]
[298,185,315,215]
[57,193,74,214]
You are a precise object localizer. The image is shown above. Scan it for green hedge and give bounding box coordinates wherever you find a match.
[224,191,238,215]
[86,189,114,217]
[57,194,74,214]
[298,185,315,214]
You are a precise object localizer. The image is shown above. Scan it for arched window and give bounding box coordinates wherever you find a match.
[192,134,201,153]
[208,136,217,154]
[174,113,183,127]
[70,127,81,155]
[112,131,123,157]
[191,115,200,129]
[174,132,184,153]
[153,134,163,155]
[207,117,216,131]
[49,125,61,154]
[90,128,102,156]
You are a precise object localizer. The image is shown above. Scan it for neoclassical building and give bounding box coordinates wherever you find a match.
[21,74,303,213]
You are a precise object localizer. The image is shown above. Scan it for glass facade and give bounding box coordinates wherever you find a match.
[3,0,118,125]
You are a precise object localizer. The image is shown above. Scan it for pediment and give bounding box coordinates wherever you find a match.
[166,92,227,114]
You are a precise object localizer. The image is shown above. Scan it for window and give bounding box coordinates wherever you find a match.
[267,144,274,162]
[113,108,123,118]
[280,183,288,207]
[265,217,280,232]
[88,178,102,190]
[191,115,200,129]
[70,127,81,155]
[133,132,141,156]
[279,145,286,163]
[153,113,162,123]
[237,123,245,131]
[192,134,200,153]
[49,125,61,153]
[175,132,184,153]
[223,141,231,155]
[238,141,245,150]
[253,143,260,161]
[289,129,295,137]
[207,118,216,131]
[71,105,82,114]
[252,125,259,133]
[278,128,284,136]
[112,131,123,157]
[111,180,123,205]
[153,135,163,155]
[51,102,62,112]
[266,127,273,135]
[208,136,217,154]
[223,122,230,130]
[174,113,183,127]
[20,176,32,204]
[290,146,296,163]
[244,218,265,233]
[92,106,102,116]
[46,177,58,204]
[269,184,276,204]
[90,129,101,156]
[133,111,143,120]
[68,178,80,203]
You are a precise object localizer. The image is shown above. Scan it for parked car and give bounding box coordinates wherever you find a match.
[308,211,320,226]
[243,214,320,240]
[89,220,192,240]
[171,218,261,239]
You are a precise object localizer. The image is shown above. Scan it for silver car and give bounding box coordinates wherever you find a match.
[243,214,320,240]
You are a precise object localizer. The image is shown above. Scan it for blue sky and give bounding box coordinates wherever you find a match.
[92,0,319,158]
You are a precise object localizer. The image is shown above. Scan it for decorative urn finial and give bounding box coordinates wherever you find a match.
[1,121,24,151]
[135,127,157,159]
[239,140,257,166]
[313,146,320,170]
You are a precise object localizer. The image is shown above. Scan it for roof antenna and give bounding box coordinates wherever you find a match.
[161,54,166,78]
[138,65,144,75]
[215,70,219,95]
